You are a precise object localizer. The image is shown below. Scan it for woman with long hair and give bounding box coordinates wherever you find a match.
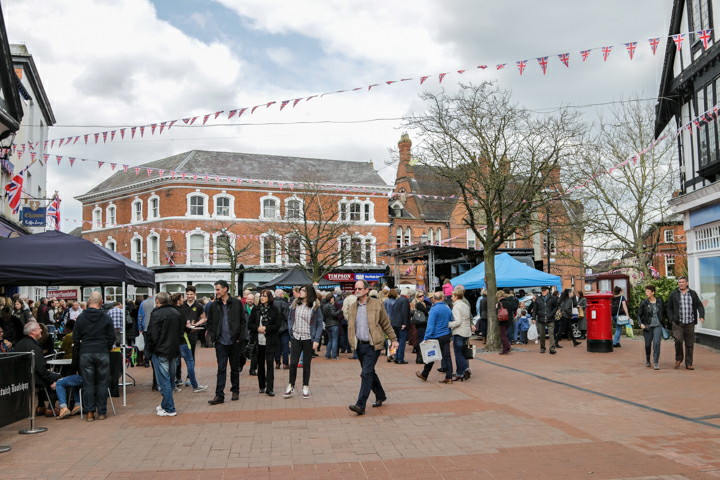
[612,286,630,347]
[249,289,280,396]
[556,289,581,347]
[637,285,666,370]
[284,285,324,399]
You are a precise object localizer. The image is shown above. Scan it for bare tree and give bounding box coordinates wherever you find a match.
[212,221,253,296]
[256,179,368,282]
[565,100,676,281]
[403,82,585,350]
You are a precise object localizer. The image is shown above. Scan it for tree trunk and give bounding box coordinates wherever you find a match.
[483,247,501,351]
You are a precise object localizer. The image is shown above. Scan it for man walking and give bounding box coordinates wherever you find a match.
[206,280,247,404]
[347,280,398,415]
[146,292,184,416]
[532,286,558,354]
[73,292,115,421]
[390,289,411,364]
[666,276,705,370]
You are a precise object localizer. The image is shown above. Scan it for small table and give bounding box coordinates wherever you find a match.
[47,358,71,373]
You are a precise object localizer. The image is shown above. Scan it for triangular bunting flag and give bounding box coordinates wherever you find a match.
[110,130,116,141]
[159,122,166,134]
[131,127,136,139]
[238,108,247,117]
[94,133,99,144]
[110,163,116,170]
[58,138,64,147]
[420,76,430,84]
[602,46,613,61]
[69,157,75,167]
[266,101,275,108]
[537,57,548,74]
[73,136,80,144]
[293,99,302,107]
[139,126,145,137]
[146,168,153,176]
[98,161,104,169]
[580,50,591,61]
[214,111,223,119]
[558,53,570,67]
[672,34,686,50]
[700,29,712,50]
[102,132,107,143]
[457,70,465,74]
[251,105,261,114]
[368,84,378,90]
[202,114,210,125]
[516,60,528,75]
[134,167,141,175]
[189,117,197,125]
[439,73,447,83]
[120,128,126,139]
[151,124,157,134]
[496,64,506,70]
[280,100,290,111]
[56,155,62,165]
[625,42,637,60]
[228,109,237,119]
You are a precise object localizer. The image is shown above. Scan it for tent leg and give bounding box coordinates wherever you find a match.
[122,281,127,407]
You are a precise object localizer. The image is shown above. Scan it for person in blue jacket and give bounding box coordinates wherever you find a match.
[415,291,453,383]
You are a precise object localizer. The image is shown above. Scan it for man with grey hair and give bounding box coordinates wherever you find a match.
[14,321,62,416]
[146,292,184,416]
[74,292,115,421]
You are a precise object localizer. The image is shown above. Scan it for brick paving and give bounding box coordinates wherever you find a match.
[3,336,720,479]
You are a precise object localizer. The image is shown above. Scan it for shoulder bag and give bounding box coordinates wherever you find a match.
[616,296,630,326]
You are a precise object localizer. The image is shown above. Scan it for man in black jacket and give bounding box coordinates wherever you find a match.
[73,292,115,421]
[206,280,247,405]
[146,292,184,416]
[532,286,558,354]
[14,321,62,416]
[666,276,705,370]
[391,290,411,364]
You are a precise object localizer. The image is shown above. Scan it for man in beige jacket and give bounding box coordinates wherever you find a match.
[347,280,398,415]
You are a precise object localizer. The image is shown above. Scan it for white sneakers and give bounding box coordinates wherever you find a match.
[156,406,177,417]
[283,384,295,398]
[302,386,310,399]
[193,385,208,393]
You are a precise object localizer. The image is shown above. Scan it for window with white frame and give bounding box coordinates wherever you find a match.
[93,238,102,246]
[188,233,207,264]
[106,204,116,227]
[92,206,103,229]
[286,235,303,264]
[339,202,348,221]
[696,224,720,250]
[131,198,143,223]
[665,255,676,277]
[131,235,143,264]
[405,227,411,245]
[427,229,434,244]
[396,227,403,248]
[260,195,279,219]
[261,233,281,264]
[364,203,372,222]
[339,198,373,223]
[215,233,232,264]
[349,202,361,221]
[187,192,207,217]
[339,234,375,265]
[467,229,476,249]
[436,228,442,245]
[105,237,116,252]
[664,229,674,243]
[148,195,160,219]
[286,198,302,220]
[504,233,517,249]
[147,234,160,266]
[214,192,234,218]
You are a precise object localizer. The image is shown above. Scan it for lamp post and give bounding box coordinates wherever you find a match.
[165,236,174,266]
[546,228,551,273]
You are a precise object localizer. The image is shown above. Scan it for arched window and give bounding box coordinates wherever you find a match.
[105,204,116,227]
[186,229,209,265]
[260,232,281,264]
[213,192,234,218]
[339,234,376,265]
[148,194,160,220]
[364,203,371,222]
[186,191,208,217]
[131,235,143,264]
[466,229,476,249]
[428,228,434,244]
[405,227,412,245]
[147,233,160,266]
[286,235,303,264]
[396,227,403,248]
[260,195,280,219]
[92,206,103,229]
[339,199,348,221]
[285,197,302,220]
[436,228,442,245]
[105,236,116,252]
[131,198,143,223]
[349,201,361,221]
[214,232,233,264]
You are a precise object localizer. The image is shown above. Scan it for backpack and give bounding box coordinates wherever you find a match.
[497,301,509,322]
[411,309,427,325]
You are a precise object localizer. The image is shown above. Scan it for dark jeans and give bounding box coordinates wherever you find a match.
[257,345,274,392]
[672,322,695,366]
[414,326,426,362]
[355,342,385,408]
[275,330,290,366]
[421,334,452,380]
[215,341,241,399]
[289,337,314,387]
[325,325,339,359]
[79,352,110,415]
[339,324,351,353]
[396,327,408,362]
[499,321,511,354]
[452,335,469,375]
[643,325,662,364]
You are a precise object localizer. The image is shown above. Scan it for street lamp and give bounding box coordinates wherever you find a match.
[546,228,551,273]
[165,236,174,265]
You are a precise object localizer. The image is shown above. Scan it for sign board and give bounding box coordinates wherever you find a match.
[0,352,32,428]
[355,273,384,281]
[46,289,78,300]
[324,273,354,282]
[20,202,46,227]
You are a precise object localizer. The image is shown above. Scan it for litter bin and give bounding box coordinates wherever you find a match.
[585,293,613,353]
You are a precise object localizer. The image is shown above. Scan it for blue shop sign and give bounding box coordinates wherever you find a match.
[20,206,46,227]
[355,273,384,281]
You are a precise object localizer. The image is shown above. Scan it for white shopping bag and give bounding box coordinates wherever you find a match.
[420,339,442,364]
[527,324,539,341]
[135,332,145,351]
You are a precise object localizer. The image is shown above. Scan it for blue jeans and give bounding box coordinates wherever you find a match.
[613,315,623,345]
[275,330,290,366]
[179,344,198,389]
[452,335,469,375]
[396,328,408,363]
[56,374,82,408]
[325,325,339,359]
[79,352,110,415]
[355,342,385,408]
[153,354,177,413]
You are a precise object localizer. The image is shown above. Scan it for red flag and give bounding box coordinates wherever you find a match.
[134,167,141,175]
[168,120,177,129]
[420,76,429,84]
[110,163,116,170]
[438,73,447,83]
[496,64,506,70]
[56,155,62,165]
[228,109,237,119]
[131,127,137,138]
[111,130,116,141]
[158,169,164,176]
[189,117,197,125]
[672,34,686,50]
[69,157,76,167]
[123,165,128,173]
[386,80,397,85]
[159,122,166,134]
[238,108,247,117]
[293,99,302,108]
[94,133,99,144]
[280,100,290,111]
[120,128,126,139]
[58,138,64,147]
[4,173,23,214]
[151,124,157,134]
[306,95,317,102]
[98,161,104,169]
[139,126,145,137]
[202,114,210,125]
[146,168,153,176]
[84,134,89,144]
[251,105,261,114]
[44,140,49,150]
[477,65,488,69]
[266,101,275,109]
[102,132,107,143]
[214,111,223,119]
[602,46,613,61]
[457,70,465,74]
[625,42,637,60]
[73,136,80,144]
[43,153,49,163]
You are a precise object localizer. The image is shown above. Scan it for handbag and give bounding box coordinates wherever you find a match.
[662,326,672,340]
[411,309,427,325]
[497,302,510,321]
[462,341,475,360]
[420,339,442,363]
[577,306,584,317]
[554,308,563,321]
[615,296,630,325]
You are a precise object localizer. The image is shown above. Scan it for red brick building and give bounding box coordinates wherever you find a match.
[76,150,392,296]
[642,217,687,279]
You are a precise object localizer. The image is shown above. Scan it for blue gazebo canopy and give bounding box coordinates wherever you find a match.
[450,253,561,290]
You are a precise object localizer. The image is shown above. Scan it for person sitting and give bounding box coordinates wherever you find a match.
[60,320,75,359]
[56,372,83,419]
[14,321,62,416]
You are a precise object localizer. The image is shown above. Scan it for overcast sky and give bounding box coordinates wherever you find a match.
[4,0,672,231]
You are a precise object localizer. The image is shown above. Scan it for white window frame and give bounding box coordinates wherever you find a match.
[405,227,412,245]
[665,255,676,278]
[284,234,305,265]
[259,195,280,220]
[260,231,282,265]
[436,228,442,245]
[664,229,674,243]
[285,196,303,221]
[105,236,116,252]
[92,206,103,230]
[427,228,434,244]
[131,234,143,265]
[131,197,143,223]
[467,228,476,249]
[148,193,160,220]
[338,198,348,221]
[396,227,403,248]
[93,238,102,246]
[338,233,376,266]
[186,229,210,265]
[213,191,234,218]
[213,231,235,265]
[505,232,517,249]
[186,191,209,217]
[349,200,362,222]
[146,232,160,267]
[105,204,116,228]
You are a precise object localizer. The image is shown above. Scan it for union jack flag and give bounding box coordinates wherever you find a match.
[700,29,712,50]
[516,60,528,75]
[4,173,23,214]
[537,57,548,75]
[558,53,570,67]
[580,50,591,62]
[602,46,613,61]
[672,34,686,51]
[625,42,637,60]
[648,37,660,55]
[46,194,61,231]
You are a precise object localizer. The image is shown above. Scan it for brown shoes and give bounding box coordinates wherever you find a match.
[97,414,107,420]
[57,407,72,420]
[85,412,95,422]
[674,361,682,369]
[439,378,453,384]
[208,396,224,405]
[231,392,240,401]
[415,371,427,382]
[686,365,695,370]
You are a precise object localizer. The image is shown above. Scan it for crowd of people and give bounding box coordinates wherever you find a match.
[0,274,705,420]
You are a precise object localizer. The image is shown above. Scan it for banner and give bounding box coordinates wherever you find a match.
[0,352,32,428]
[20,203,46,227]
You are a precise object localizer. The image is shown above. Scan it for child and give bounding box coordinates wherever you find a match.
[515,309,531,344]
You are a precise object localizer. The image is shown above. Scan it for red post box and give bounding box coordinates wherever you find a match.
[585,293,614,353]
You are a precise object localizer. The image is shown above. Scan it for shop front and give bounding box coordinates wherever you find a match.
[324,272,386,293]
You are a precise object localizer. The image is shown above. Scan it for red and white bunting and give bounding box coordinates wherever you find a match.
[672,33,686,50]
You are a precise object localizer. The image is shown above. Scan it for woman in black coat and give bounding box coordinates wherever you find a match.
[248,289,281,396]
[556,289,581,348]
[637,284,667,370]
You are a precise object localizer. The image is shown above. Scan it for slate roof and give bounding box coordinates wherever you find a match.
[78,150,389,199]
[409,165,459,221]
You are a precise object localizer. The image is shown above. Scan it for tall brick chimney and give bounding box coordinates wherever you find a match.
[398,132,412,164]
[395,133,414,188]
